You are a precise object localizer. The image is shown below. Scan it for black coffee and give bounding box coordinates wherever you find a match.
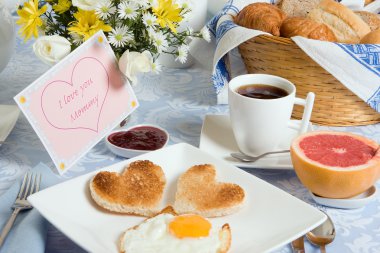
[237,84,288,99]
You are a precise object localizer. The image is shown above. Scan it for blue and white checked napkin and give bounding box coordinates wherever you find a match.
[0,163,61,253]
[200,0,380,111]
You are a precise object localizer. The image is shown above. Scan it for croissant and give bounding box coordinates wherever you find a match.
[235,3,286,36]
[281,17,337,42]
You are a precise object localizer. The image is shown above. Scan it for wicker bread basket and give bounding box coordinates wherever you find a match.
[238,35,380,126]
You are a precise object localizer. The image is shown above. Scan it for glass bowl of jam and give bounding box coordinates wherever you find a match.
[106,124,169,158]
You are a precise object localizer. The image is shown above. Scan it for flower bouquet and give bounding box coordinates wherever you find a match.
[16,0,210,83]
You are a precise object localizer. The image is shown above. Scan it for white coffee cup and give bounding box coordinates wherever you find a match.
[228,74,315,156]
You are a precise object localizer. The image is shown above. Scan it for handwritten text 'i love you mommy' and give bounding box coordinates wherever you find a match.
[58,78,99,123]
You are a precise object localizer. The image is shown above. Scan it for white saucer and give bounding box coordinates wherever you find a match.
[310,186,377,209]
[199,114,312,170]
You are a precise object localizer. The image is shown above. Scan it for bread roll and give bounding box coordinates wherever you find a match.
[355,11,380,31]
[235,3,286,36]
[278,0,321,17]
[281,17,336,41]
[308,0,371,43]
[361,29,380,44]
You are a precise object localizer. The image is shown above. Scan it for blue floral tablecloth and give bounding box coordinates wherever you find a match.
[1,31,380,253]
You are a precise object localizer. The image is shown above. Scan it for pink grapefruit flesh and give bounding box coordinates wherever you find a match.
[299,134,376,167]
[291,131,380,199]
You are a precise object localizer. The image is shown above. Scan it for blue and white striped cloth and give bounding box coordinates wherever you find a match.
[204,0,380,112]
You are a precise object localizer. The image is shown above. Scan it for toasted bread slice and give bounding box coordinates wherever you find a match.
[174,164,245,217]
[119,206,231,253]
[90,160,166,216]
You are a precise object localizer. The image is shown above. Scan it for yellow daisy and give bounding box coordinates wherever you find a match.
[53,0,72,14]
[153,0,183,33]
[68,9,112,41]
[16,0,47,41]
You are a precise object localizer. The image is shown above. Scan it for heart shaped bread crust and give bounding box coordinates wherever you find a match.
[90,160,166,216]
[174,164,245,217]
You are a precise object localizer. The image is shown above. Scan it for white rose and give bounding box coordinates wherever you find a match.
[118,51,153,84]
[33,35,71,65]
[72,0,103,11]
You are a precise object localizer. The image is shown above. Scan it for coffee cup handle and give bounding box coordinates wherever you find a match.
[287,92,315,134]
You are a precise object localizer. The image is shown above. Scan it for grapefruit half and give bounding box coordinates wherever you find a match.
[291,131,380,199]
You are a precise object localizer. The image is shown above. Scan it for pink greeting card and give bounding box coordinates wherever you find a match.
[15,31,138,174]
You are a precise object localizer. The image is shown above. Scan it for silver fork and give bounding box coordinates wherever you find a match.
[0,172,41,247]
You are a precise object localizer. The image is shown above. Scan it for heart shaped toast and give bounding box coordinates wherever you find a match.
[174,164,245,217]
[90,160,166,216]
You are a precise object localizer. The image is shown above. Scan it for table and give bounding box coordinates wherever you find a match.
[1,31,380,253]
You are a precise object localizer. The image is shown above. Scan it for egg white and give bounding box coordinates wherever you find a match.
[122,213,221,253]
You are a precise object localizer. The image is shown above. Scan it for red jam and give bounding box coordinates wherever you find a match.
[108,126,167,150]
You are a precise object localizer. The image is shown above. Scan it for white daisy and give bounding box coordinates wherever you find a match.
[108,26,134,48]
[151,60,162,73]
[176,0,192,21]
[95,1,116,20]
[147,27,156,38]
[147,0,158,8]
[146,27,159,43]
[152,31,169,53]
[142,13,157,27]
[118,1,138,20]
[71,33,84,45]
[186,26,193,36]
[201,26,211,42]
[176,44,189,63]
[132,0,149,8]
[176,0,192,10]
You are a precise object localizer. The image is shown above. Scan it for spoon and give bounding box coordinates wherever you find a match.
[306,212,336,253]
[230,150,290,162]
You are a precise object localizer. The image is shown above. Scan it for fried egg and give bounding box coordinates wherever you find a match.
[120,213,231,253]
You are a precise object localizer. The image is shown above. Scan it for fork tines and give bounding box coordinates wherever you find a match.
[18,172,41,200]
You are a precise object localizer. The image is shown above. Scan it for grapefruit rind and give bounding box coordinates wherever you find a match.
[291,131,380,199]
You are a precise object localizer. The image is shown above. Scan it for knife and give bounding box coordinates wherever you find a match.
[291,236,305,253]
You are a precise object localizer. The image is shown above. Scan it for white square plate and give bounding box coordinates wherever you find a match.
[28,143,325,253]
[199,115,312,170]
[0,105,20,144]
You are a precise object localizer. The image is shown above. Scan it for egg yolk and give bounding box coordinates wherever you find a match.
[169,215,211,238]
